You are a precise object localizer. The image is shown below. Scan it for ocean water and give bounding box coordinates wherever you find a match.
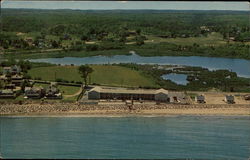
[0,116,250,159]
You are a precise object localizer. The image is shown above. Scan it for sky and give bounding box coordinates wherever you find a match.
[1,1,249,11]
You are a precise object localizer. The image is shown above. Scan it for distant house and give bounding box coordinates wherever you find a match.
[38,41,45,49]
[11,74,23,86]
[229,37,236,41]
[45,83,62,99]
[63,34,72,40]
[12,65,21,74]
[4,84,16,90]
[169,92,186,103]
[25,37,33,44]
[157,35,170,38]
[129,51,136,55]
[195,95,205,103]
[128,30,137,36]
[181,34,187,38]
[3,65,21,75]
[200,26,210,32]
[3,67,11,75]
[225,95,235,104]
[0,75,7,82]
[25,86,44,99]
[0,89,16,98]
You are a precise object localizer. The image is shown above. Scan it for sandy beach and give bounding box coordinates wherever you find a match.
[1,103,249,116]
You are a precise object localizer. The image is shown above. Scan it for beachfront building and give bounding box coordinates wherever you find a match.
[169,92,186,103]
[225,95,235,104]
[88,86,170,102]
[0,89,16,99]
[25,86,45,99]
[45,83,62,99]
[195,95,206,103]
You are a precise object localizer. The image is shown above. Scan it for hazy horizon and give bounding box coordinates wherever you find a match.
[1,1,249,11]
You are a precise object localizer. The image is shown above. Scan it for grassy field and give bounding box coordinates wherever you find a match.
[146,32,228,46]
[3,49,131,59]
[28,65,159,88]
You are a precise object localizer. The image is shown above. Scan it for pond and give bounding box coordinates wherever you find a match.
[161,73,188,85]
[29,54,250,78]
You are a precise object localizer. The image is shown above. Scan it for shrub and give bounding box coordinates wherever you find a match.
[86,44,99,51]
[34,77,42,80]
[56,78,63,82]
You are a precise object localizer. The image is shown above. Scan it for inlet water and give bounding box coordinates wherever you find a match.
[1,116,250,159]
[161,73,188,85]
[29,54,250,78]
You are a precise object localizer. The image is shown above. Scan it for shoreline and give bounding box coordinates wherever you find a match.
[1,103,250,117]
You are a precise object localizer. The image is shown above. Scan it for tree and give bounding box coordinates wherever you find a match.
[2,40,9,49]
[86,44,99,51]
[51,40,60,48]
[136,29,141,35]
[81,34,89,41]
[0,80,5,89]
[78,65,93,88]
[18,60,32,73]
[135,36,144,46]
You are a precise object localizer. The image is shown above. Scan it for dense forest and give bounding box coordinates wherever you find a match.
[1,9,250,59]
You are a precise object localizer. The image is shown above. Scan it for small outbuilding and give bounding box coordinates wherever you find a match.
[225,95,235,104]
[244,94,250,100]
[195,95,206,103]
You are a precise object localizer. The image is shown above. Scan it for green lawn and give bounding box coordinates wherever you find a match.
[58,85,80,95]
[62,95,78,101]
[28,65,158,88]
[16,31,41,39]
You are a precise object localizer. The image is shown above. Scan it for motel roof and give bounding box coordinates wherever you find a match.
[89,86,168,95]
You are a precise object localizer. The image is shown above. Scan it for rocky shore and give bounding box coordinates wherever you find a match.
[1,101,250,116]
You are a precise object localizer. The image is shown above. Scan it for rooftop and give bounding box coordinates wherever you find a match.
[0,89,14,94]
[89,86,168,95]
